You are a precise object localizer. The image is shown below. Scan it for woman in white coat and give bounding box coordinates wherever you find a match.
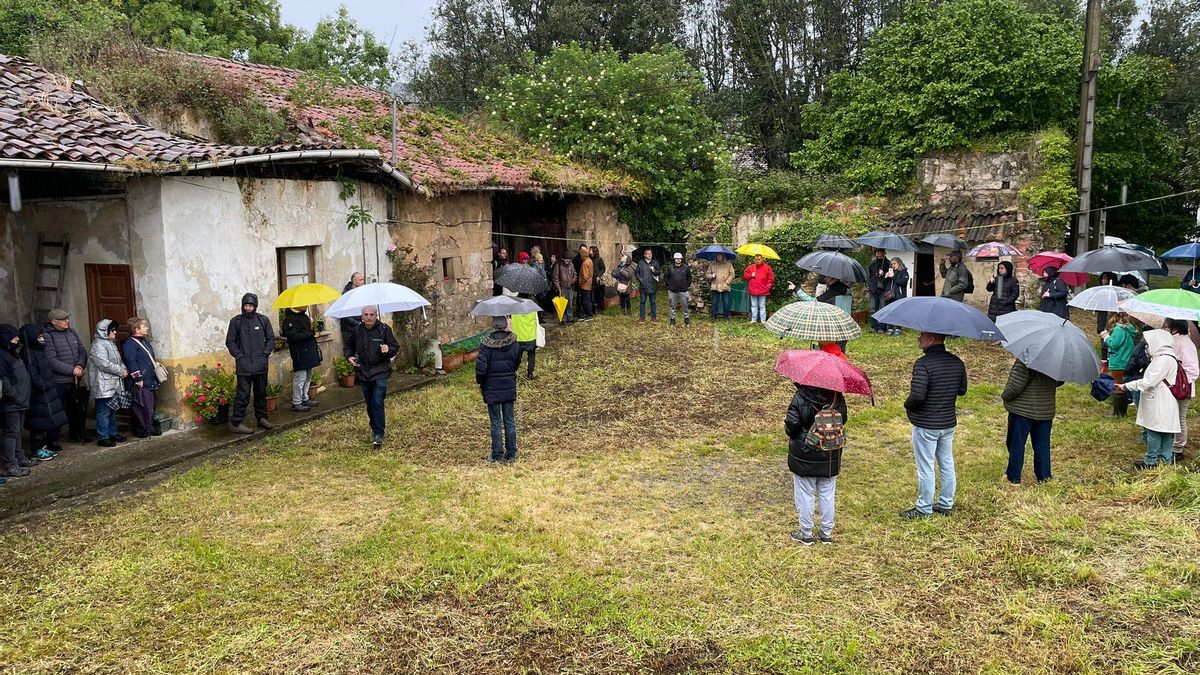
[1117,329,1181,468]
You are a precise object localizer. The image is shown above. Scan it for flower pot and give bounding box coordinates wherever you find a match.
[464,349,479,364]
[210,404,230,426]
[266,396,278,414]
[443,352,465,372]
[338,374,356,388]
[851,311,868,324]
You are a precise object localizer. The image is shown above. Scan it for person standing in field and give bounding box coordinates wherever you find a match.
[744,254,775,323]
[1117,329,1181,469]
[477,316,521,464]
[666,252,691,326]
[900,332,968,519]
[785,384,847,545]
[345,305,400,448]
[707,252,735,321]
[636,248,661,323]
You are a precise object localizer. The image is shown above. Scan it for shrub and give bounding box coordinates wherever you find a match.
[182,363,235,423]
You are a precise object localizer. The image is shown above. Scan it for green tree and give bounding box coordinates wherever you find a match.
[0,0,123,56]
[284,6,395,87]
[484,43,721,241]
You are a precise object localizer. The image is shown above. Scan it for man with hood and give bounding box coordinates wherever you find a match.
[477,316,521,463]
[552,252,577,324]
[666,252,691,326]
[939,251,969,302]
[345,305,400,447]
[1118,329,1182,468]
[281,305,322,412]
[900,332,968,519]
[1038,267,1070,320]
[20,324,64,460]
[577,245,595,321]
[225,293,276,434]
[986,261,1020,322]
[339,272,365,347]
[0,324,33,478]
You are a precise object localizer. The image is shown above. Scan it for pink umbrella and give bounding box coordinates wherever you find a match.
[1027,252,1088,286]
[774,350,874,403]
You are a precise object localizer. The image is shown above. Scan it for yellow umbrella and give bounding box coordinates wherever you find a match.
[553,296,568,321]
[736,243,780,260]
[272,283,342,309]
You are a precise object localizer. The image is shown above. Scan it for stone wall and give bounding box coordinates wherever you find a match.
[565,197,633,266]
[733,211,798,247]
[918,150,1031,204]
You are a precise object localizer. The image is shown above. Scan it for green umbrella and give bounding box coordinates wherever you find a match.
[764,300,862,342]
[1119,288,1200,321]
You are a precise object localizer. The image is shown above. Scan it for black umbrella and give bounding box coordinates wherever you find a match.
[632,244,669,262]
[1113,243,1169,276]
[854,230,919,252]
[795,250,868,284]
[494,263,549,295]
[1059,245,1163,275]
[920,234,968,250]
[813,233,857,250]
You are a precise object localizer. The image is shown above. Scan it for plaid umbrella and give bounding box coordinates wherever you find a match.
[765,300,862,342]
[967,241,1022,257]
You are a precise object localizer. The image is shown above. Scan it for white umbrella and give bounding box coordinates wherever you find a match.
[1068,285,1137,312]
[324,282,431,318]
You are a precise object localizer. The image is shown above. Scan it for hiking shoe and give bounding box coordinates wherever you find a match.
[684,318,690,326]
[4,466,30,478]
[33,448,55,461]
[230,423,254,435]
[1134,460,1156,471]
[932,506,953,516]
[113,434,127,442]
[97,438,116,448]
[638,318,645,324]
[17,457,39,468]
[372,434,383,448]
[789,531,815,546]
[291,404,311,413]
[818,533,833,545]
[303,399,319,407]
[899,508,932,519]
[257,418,275,430]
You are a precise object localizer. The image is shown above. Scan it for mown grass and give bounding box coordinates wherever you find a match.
[0,308,1197,673]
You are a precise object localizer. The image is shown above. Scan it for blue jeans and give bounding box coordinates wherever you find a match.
[711,291,730,319]
[1145,430,1175,465]
[868,291,885,330]
[95,398,118,441]
[1005,412,1052,483]
[639,290,657,319]
[487,401,517,460]
[912,426,956,513]
[750,295,767,322]
[360,379,388,438]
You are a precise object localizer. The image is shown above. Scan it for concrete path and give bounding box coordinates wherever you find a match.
[0,373,435,524]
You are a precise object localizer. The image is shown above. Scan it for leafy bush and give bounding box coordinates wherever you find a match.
[1019,130,1077,250]
[182,363,235,423]
[333,356,355,378]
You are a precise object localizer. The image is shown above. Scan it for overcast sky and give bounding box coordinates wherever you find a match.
[277,1,437,50]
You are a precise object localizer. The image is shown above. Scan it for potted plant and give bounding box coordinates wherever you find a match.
[312,312,326,333]
[442,344,467,372]
[334,355,356,387]
[183,362,236,425]
[265,383,283,415]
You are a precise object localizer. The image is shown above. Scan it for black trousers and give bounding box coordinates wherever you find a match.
[232,373,268,425]
[48,381,88,442]
[580,290,594,318]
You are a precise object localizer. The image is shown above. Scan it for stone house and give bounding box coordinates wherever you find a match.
[0,54,630,424]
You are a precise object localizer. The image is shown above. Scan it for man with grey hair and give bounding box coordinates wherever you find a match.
[345,305,399,447]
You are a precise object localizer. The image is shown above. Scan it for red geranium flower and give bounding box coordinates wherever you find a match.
[198,395,206,403]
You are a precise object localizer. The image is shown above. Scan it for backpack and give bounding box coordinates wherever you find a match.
[1164,356,1191,400]
[964,269,975,294]
[804,402,846,452]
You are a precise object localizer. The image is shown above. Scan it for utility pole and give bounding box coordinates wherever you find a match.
[1073,0,1102,254]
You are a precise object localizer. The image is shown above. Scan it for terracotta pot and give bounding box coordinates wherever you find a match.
[443,352,465,372]
[265,396,278,414]
[338,374,356,388]
[852,311,868,324]
[464,349,479,363]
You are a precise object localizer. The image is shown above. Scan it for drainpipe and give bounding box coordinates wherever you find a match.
[6,172,19,212]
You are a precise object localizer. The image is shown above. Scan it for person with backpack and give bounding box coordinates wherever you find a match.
[1117,329,1182,468]
[1001,360,1063,484]
[785,384,847,545]
[1168,319,1198,462]
[939,251,970,302]
[900,332,968,518]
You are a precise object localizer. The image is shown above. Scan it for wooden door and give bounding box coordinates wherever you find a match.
[85,264,138,342]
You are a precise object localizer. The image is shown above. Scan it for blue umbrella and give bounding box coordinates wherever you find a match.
[871,297,1004,340]
[695,244,737,261]
[1161,242,1200,260]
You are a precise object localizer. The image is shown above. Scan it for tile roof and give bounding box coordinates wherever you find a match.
[0,54,333,171]
[887,201,1027,244]
[184,53,629,196]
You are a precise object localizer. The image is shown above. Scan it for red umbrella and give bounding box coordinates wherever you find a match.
[1027,252,1088,286]
[774,350,874,402]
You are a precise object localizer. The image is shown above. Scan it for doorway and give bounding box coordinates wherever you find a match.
[85,264,137,341]
[914,253,937,297]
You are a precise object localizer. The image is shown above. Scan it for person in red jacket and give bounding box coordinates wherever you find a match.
[744,254,775,322]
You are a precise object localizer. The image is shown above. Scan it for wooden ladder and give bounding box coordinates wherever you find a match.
[31,235,69,324]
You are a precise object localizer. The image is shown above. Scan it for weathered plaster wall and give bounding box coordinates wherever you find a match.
[565,197,633,266]
[733,211,798,247]
[390,192,493,344]
[918,151,1031,200]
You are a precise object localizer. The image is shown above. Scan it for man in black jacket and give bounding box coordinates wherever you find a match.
[280,306,322,412]
[900,332,968,519]
[225,293,275,434]
[345,305,400,447]
[339,272,365,347]
[665,252,691,326]
[867,248,889,333]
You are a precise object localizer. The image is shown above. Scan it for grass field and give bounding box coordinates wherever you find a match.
[0,310,1197,673]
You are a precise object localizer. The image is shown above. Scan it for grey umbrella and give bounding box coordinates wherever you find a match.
[995,311,1101,384]
[1059,245,1163,274]
[921,234,968,250]
[813,233,857,250]
[854,230,919,252]
[494,263,549,295]
[795,250,868,283]
[469,295,542,317]
[872,297,1003,340]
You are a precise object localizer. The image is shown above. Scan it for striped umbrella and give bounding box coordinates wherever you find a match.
[765,300,862,342]
[967,241,1022,257]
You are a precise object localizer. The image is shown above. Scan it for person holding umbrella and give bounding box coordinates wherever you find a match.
[1038,267,1070,320]
[1001,360,1063,484]
[744,254,776,323]
[707,252,735,320]
[636,247,661,323]
[280,306,322,412]
[1116,329,1181,469]
[345,305,400,448]
[1102,314,1139,417]
[552,253,577,324]
[986,261,1020,322]
[511,294,541,380]
[882,257,909,337]
[867,248,889,332]
[477,316,521,463]
[900,332,968,518]
[939,251,970,302]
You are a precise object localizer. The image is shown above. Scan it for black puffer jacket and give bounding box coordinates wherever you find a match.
[785,385,848,477]
[42,321,87,384]
[225,293,275,376]
[0,324,30,413]
[19,324,66,431]
[904,344,968,430]
[281,309,322,371]
[1038,269,1070,320]
[986,262,1020,319]
[339,278,362,347]
[476,330,520,405]
[345,321,399,382]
